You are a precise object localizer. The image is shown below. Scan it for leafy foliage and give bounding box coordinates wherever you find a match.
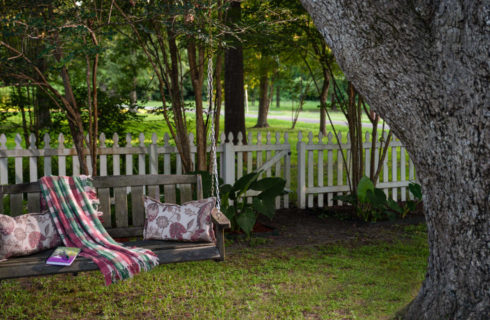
[47,87,140,141]
[335,176,422,222]
[220,171,287,236]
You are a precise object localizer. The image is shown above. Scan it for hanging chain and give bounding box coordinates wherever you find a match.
[207,56,220,210]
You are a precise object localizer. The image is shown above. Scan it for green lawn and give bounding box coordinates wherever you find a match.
[0,224,428,320]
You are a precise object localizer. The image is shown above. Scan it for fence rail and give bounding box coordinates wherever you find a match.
[0,129,416,213]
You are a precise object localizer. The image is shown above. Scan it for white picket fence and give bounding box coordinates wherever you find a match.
[296,131,416,209]
[0,130,416,211]
[0,131,291,210]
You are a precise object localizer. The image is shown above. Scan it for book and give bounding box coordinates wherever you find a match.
[46,247,81,266]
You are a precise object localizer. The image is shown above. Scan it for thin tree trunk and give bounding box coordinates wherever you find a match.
[300,1,489,318]
[319,68,330,135]
[187,38,206,171]
[167,30,192,173]
[276,85,280,108]
[255,72,270,128]
[213,51,224,148]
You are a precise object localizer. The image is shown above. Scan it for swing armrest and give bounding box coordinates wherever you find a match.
[211,208,231,229]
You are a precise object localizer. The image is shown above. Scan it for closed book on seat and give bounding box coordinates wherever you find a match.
[46,247,81,266]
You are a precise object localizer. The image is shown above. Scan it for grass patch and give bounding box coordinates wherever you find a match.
[0,224,428,320]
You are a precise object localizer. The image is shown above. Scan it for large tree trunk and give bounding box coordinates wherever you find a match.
[224,0,246,144]
[300,1,489,319]
[255,72,270,128]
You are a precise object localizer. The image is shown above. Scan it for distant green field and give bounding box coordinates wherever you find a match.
[141,99,378,122]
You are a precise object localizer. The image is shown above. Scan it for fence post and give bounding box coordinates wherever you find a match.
[222,133,235,186]
[297,132,306,209]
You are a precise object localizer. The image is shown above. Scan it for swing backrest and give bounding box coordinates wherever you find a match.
[0,174,203,239]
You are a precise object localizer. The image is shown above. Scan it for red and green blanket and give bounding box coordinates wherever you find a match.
[40,176,158,285]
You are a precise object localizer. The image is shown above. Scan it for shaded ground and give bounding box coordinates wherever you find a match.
[228,207,426,251]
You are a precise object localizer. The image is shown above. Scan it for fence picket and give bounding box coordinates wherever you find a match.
[275,132,282,208]
[336,132,344,206]
[327,132,334,206]
[307,132,314,208]
[148,133,159,200]
[12,134,23,215]
[0,134,7,213]
[58,134,66,176]
[382,132,389,197]
[317,133,324,208]
[43,134,52,176]
[392,139,398,201]
[364,132,371,177]
[28,134,39,212]
[266,132,272,178]
[401,146,407,201]
[237,132,244,180]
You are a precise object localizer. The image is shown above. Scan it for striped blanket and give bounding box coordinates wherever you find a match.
[40,176,158,285]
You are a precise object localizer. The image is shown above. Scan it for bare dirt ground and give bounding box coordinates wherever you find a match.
[228,206,426,251]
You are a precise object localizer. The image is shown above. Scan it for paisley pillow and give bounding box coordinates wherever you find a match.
[143,196,216,242]
[0,212,62,260]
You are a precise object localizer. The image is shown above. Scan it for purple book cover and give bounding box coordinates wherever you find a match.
[46,247,81,266]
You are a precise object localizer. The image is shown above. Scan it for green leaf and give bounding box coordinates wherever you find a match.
[408,183,422,200]
[250,177,285,191]
[257,180,287,200]
[357,176,375,203]
[387,198,402,214]
[236,207,256,237]
[333,194,356,205]
[232,171,262,197]
[220,184,233,195]
[223,206,236,221]
[253,198,275,219]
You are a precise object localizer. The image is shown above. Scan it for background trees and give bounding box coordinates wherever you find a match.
[0,0,110,175]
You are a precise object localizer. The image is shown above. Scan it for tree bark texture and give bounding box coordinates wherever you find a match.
[224,1,246,144]
[300,1,489,319]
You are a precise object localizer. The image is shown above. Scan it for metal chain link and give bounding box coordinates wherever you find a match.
[207,56,220,210]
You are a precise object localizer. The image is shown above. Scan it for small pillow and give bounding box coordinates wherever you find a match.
[143,196,216,242]
[0,212,62,260]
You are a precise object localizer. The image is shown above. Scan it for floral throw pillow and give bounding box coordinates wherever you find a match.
[143,196,216,242]
[0,212,62,260]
